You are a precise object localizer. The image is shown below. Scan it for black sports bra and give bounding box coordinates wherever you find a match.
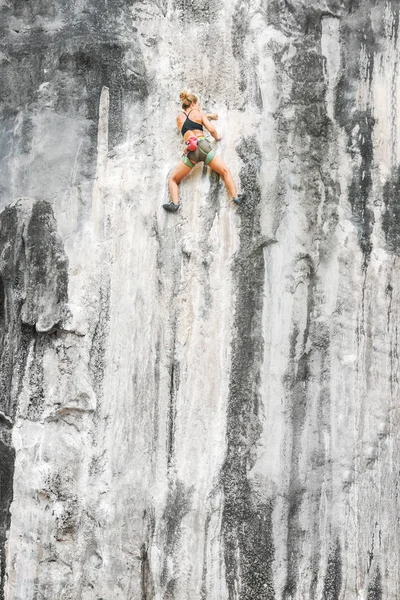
[181,110,204,136]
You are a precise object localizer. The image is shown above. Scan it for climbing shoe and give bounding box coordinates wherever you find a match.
[233,194,245,205]
[163,202,180,212]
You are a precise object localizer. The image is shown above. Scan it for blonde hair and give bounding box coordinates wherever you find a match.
[179,90,198,109]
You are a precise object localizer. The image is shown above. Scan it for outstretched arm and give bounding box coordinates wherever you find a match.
[202,113,221,141]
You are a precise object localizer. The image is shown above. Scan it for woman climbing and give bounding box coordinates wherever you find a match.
[163,91,245,212]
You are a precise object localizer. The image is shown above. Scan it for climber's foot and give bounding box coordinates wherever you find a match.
[163,202,180,212]
[233,194,245,205]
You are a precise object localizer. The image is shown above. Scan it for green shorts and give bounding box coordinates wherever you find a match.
[181,137,215,168]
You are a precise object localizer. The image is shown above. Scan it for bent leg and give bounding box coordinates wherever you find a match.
[168,161,193,204]
[207,156,238,198]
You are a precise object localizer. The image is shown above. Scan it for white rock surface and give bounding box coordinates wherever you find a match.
[1,1,400,599]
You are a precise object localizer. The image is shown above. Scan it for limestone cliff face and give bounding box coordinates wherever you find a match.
[1,1,400,598]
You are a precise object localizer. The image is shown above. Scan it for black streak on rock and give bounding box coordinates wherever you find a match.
[348,0,361,14]
[0,200,68,415]
[0,441,15,600]
[0,5,148,193]
[230,0,264,109]
[0,440,15,600]
[0,277,4,353]
[231,0,250,93]
[23,200,69,330]
[275,38,333,246]
[222,136,275,600]
[200,512,212,600]
[346,110,375,264]
[161,481,192,589]
[382,167,400,255]
[141,543,155,600]
[164,481,192,557]
[0,206,21,412]
[289,51,327,105]
[283,256,315,600]
[173,0,213,20]
[267,1,332,41]
[334,11,376,264]
[163,578,176,600]
[57,41,147,149]
[0,199,69,593]
[89,281,110,400]
[390,3,400,42]
[367,567,382,600]
[310,324,331,599]
[322,538,342,600]
[26,335,47,420]
[166,359,179,469]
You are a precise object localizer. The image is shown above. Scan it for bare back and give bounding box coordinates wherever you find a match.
[177,109,205,142]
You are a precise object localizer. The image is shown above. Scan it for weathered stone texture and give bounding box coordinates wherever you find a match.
[1,0,400,599]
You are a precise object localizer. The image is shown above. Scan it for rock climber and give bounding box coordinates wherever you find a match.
[163,91,245,212]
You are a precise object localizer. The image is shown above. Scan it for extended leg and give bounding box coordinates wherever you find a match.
[167,161,193,205]
[207,156,238,198]
[207,156,245,205]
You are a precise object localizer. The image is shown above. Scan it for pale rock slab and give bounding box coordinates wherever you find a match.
[0,1,400,599]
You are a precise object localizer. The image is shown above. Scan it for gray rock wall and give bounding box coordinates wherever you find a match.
[1,0,400,598]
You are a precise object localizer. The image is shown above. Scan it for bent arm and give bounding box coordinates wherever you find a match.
[202,113,221,141]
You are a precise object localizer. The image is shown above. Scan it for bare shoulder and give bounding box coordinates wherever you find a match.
[191,109,203,122]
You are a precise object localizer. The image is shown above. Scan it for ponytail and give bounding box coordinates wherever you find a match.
[179,90,198,109]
